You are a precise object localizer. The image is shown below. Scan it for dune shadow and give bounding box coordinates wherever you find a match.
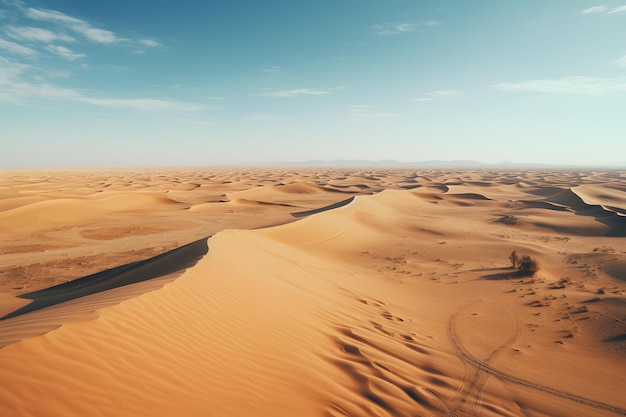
[602,334,626,343]
[291,196,355,218]
[522,188,626,237]
[1,238,208,320]
[481,268,528,280]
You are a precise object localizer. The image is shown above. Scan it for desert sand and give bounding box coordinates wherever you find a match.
[0,167,624,417]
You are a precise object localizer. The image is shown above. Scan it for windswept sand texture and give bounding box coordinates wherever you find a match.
[0,168,624,417]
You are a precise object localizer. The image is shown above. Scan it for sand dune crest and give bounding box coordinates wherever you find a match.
[0,168,624,417]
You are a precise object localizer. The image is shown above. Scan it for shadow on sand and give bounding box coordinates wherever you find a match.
[602,333,626,343]
[481,267,532,280]
[291,196,355,218]
[1,238,208,320]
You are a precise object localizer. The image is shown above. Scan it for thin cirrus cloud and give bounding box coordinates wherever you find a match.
[0,4,183,114]
[373,20,440,35]
[78,97,207,112]
[350,105,399,118]
[137,38,161,48]
[415,89,465,101]
[581,5,608,14]
[0,57,206,111]
[0,37,39,57]
[395,24,417,32]
[1,5,161,65]
[617,54,626,67]
[373,24,414,35]
[423,19,441,27]
[23,7,161,48]
[580,5,626,14]
[252,87,343,98]
[494,76,626,95]
[25,7,119,44]
[5,25,76,43]
[45,45,86,60]
[0,58,79,104]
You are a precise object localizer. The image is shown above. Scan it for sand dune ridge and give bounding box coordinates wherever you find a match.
[0,168,624,417]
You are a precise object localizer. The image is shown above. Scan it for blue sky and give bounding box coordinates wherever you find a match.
[1,0,625,167]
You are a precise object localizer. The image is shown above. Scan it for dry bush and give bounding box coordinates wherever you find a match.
[509,250,519,268]
[508,251,539,276]
[518,255,539,276]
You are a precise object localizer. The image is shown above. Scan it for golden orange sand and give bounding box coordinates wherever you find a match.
[0,168,624,417]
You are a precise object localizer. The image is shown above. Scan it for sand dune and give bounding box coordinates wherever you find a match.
[573,184,626,215]
[0,193,181,234]
[226,181,349,207]
[291,196,355,217]
[0,168,624,417]
[1,238,207,320]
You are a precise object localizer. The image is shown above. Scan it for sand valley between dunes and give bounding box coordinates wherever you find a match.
[0,168,624,417]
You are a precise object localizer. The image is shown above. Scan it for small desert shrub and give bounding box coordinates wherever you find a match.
[518,255,539,276]
[508,251,539,276]
[498,215,519,225]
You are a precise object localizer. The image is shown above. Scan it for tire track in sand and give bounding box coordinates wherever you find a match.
[423,387,459,417]
[448,302,522,416]
[447,305,626,416]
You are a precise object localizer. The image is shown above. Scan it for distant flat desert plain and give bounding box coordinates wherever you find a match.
[0,167,624,417]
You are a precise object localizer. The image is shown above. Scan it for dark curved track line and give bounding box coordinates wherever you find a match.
[447,309,626,416]
[423,387,459,417]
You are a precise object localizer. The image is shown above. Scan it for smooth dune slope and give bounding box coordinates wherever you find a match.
[0,168,624,417]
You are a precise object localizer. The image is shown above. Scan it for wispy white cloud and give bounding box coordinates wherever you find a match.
[0,57,79,104]
[45,44,86,60]
[1,3,169,112]
[377,30,402,36]
[22,7,162,50]
[396,23,416,32]
[373,20,441,35]
[78,97,207,111]
[0,37,38,56]
[581,5,608,14]
[25,7,120,44]
[608,5,626,13]
[264,66,281,73]
[494,76,626,95]
[5,25,76,43]
[106,65,128,72]
[132,38,161,54]
[429,89,464,97]
[137,38,161,48]
[415,89,465,101]
[0,56,206,111]
[423,19,441,27]
[617,54,626,67]
[350,104,399,118]
[252,87,342,98]
[581,5,626,14]
[376,23,413,35]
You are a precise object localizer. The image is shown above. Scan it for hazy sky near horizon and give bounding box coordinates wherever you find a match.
[1,0,625,168]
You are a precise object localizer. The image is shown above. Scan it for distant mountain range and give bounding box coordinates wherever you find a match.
[272,159,625,169]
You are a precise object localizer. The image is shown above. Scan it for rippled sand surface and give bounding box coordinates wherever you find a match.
[0,168,624,417]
